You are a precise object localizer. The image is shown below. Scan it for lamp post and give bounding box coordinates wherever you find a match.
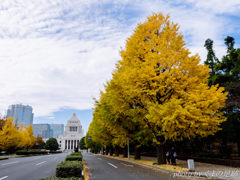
[127,138,129,159]
[101,144,104,155]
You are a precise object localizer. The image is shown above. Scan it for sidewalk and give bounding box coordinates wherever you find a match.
[129,155,240,180]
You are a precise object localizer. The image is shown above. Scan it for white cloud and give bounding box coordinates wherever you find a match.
[0,0,239,117]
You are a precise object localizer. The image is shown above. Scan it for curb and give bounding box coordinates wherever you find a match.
[0,158,9,160]
[82,159,91,180]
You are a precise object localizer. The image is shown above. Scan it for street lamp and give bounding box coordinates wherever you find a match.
[127,138,129,159]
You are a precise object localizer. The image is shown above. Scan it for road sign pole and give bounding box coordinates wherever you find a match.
[127,138,129,159]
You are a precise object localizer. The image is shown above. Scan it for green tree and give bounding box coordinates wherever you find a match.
[207,36,240,155]
[46,138,59,151]
[79,136,86,150]
[85,132,101,153]
[204,38,219,85]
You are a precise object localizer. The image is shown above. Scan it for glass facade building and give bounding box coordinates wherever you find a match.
[49,124,64,138]
[32,124,51,138]
[6,104,34,127]
[33,124,64,139]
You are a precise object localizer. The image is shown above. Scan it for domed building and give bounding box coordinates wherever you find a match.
[57,113,84,151]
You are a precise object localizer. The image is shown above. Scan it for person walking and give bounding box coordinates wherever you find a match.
[171,148,177,165]
[166,150,171,164]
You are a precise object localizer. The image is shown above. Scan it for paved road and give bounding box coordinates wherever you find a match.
[0,152,70,180]
[83,153,188,180]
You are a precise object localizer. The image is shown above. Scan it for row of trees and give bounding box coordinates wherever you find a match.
[85,13,228,164]
[202,36,240,156]
[0,117,37,153]
[0,117,60,152]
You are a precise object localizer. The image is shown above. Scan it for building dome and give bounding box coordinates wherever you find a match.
[57,113,84,151]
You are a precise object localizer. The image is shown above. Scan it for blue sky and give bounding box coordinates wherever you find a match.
[0,0,240,134]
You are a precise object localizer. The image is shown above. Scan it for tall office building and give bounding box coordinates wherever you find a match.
[33,123,64,139]
[6,104,34,127]
[32,124,51,138]
[49,124,64,138]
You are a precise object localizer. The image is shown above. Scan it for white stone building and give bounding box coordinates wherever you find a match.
[57,113,84,151]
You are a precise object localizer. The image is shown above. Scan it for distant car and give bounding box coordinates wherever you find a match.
[1,151,6,154]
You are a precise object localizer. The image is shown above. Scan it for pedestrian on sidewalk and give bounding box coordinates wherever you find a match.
[171,148,177,165]
[166,150,171,164]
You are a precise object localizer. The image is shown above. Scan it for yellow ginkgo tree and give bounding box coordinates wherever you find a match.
[23,125,36,151]
[118,12,228,164]
[0,118,36,152]
[0,118,20,152]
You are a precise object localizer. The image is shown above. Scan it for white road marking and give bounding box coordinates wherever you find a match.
[108,163,117,168]
[36,161,46,165]
[2,161,19,166]
[0,176,8,180]
[121,163,133,167]
[98,158,101,160]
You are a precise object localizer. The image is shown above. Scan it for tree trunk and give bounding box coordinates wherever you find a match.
[156,144,166,164]
[110,146,113,156]
[156,136,166,164]
[115,146,119,156]
[134,143,141,160]
[123,145,127,158]
[237,140,240,157]
[105,146,109,155]
[191,143,196,156]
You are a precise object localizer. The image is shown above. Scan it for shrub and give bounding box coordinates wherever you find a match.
[16,150,28,155]
[16,150,48,155]
[56,161,83,178]
[39,178,83,180]
[70,152,82,156]
[49,151,62,154]
[148,151,156,155]
[65,155,82,161]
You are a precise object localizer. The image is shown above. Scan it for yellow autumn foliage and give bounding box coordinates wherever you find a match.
[0,118,36,151]
[118,12,227,141]
[88,12,227,164]
[0,118,19,151]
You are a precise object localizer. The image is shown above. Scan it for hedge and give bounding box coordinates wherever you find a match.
[70,152,82,156]
[39,178,83,180]
[56,161,83,178]
[65,155,82,161]
[49,151,63,154]
[16,150,48,155]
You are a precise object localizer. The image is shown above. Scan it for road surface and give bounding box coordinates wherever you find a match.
[83,152,188,180]
[0,152,70,180]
